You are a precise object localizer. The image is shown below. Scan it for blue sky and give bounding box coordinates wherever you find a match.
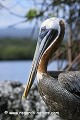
[0,0,38,29]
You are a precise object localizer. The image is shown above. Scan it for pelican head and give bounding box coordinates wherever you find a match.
[22,17,65,99]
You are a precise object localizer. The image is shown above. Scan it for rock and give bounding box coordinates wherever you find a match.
[0,98,8,113]
[0,80,62,120]
[10,81,22,88]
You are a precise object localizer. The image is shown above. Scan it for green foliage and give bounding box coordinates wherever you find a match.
[26,9,38,20]
[0,38,36,60]
[25,9,43,20]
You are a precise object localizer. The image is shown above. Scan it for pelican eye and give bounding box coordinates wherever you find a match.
[39,26,50,39]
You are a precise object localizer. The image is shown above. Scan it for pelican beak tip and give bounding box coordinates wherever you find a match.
[22,95,27,101]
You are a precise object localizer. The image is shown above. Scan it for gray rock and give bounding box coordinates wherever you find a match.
[0,80,62,120]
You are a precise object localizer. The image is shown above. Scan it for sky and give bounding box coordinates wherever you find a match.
[0,0,72,29]
[0,0,39,29]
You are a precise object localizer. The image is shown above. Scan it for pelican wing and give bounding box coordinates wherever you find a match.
[58,71,80,98]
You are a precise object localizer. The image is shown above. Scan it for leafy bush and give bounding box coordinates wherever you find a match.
[0,38,36,60]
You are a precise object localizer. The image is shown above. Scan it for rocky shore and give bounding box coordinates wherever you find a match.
[0,80,62,120]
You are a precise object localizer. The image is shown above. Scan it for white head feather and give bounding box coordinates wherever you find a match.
[40,17,65,35]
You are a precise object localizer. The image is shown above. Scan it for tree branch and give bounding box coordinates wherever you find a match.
[0,3,25,18]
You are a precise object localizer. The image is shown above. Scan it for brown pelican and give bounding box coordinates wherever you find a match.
[22,18,80,120]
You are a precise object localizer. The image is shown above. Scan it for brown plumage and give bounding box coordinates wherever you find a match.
[38,20,65,73]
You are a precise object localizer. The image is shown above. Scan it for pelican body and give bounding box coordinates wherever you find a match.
[22,18,80,120]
